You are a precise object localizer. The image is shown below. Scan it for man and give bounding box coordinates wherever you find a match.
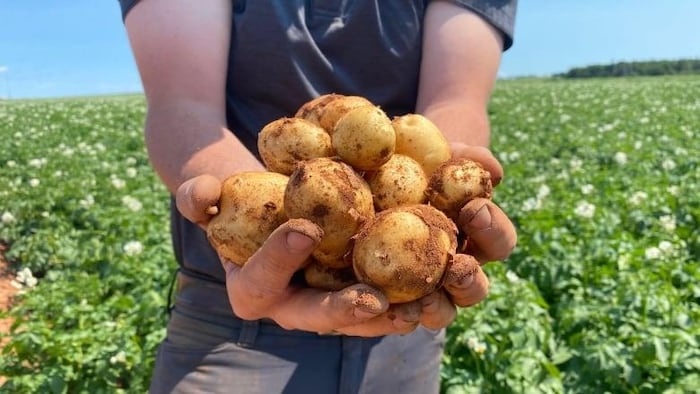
[119,1,517,392]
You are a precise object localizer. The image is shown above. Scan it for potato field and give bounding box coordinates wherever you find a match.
[0,75,698,393]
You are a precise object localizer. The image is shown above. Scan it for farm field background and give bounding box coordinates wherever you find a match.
[0,76,698,393]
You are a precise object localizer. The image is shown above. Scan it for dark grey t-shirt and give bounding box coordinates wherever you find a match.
[119,0,517,283]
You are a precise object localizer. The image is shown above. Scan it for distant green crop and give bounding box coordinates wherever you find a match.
[1,77,699,393]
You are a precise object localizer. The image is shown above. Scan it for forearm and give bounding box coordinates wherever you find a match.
[145,99,263,194]
[416,2,505,148]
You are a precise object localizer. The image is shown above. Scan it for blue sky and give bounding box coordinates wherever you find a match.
[1,1,699,99]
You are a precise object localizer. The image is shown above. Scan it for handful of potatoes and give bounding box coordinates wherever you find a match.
[207,94,493,304]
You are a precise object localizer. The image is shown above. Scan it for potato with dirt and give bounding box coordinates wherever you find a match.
[206,172,289,265]
[331,105,396,171]
[317,95,374,132]
[352,204,458,304]
[294,93,343,127]
[391,113,452,176]
[365,154,428,211]
[257,117,334,175]
[426,158,493,221]
[284,157,375,268]
[303,260,358,291]
[295,94,374,133]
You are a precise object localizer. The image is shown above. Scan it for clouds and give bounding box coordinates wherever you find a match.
[0,66,8,73]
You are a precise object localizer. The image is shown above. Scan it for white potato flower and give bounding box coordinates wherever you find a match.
[123,241,143,256]
[574,201,596,219]
[659,215,676,232]
[658,241,674,254]
[570,158,583,171]
[12,267,38,289]
[644,247,661,260]
[121,196,143,212]
[661,159,676,171]
[629,191,648,206]
[467,337,488,354]
[110,350,127,365]
[111,178,126,189]
[2,211,16,224]
[614,152,628,165]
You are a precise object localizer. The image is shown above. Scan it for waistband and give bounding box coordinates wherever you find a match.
[172,270,324,346]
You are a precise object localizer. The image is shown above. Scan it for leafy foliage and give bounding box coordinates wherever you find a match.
[1,76,699,393]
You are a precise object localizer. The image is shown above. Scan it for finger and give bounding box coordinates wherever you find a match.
[449,144,504,186]
[458,198,517,263]
[229,219,323,317]
[175,174,221,225]
[418,290,457,330]
[270,284,390,333]
[443,254,489,307]
[332,302,422,337]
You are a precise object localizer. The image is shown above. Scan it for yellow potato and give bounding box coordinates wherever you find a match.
[304,260,358,291]
[426,158,493,220]
[284,157,375,268]
[352,204,458,304]
[318,95,374,132]
[365,154,428,211]
[207,172,289,265]
[391,114,451,176]
[257,117,334,175]
[294,93,343,127]
[332,105,396,171]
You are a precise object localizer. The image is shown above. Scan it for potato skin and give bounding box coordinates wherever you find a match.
[352,204,458,304]
[365,154,428,211]
[257,117,334,175]
[206,172,289,265]
[294,93,343,127]
[304,260,358,291]
[391,114,451,176]
[318,95,374,132]
[427,158,493,220]
[332,105,396,171]
[285,157,375,268]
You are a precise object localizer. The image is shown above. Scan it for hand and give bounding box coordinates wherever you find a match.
[439,143,517,308]
[175,175,431,337]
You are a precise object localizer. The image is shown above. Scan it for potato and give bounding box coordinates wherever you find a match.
[285,157,375,268]
[352,204,458,304]
[294,93,343,127]
[318,95,374,132]
[207,172,289,265]
[426,158,493,220]
[332,105,396,171]
[391,114,451,176]
[257,117,334,175]
[365,154,428,211]
[304,260,358,291]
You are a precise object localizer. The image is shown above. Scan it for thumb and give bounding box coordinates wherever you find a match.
[238,219,324,295]
[175,175,222,226]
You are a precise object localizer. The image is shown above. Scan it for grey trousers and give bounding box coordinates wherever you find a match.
[149,272,445,394]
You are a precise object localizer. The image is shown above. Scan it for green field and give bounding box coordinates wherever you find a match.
[1,76,698,393]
